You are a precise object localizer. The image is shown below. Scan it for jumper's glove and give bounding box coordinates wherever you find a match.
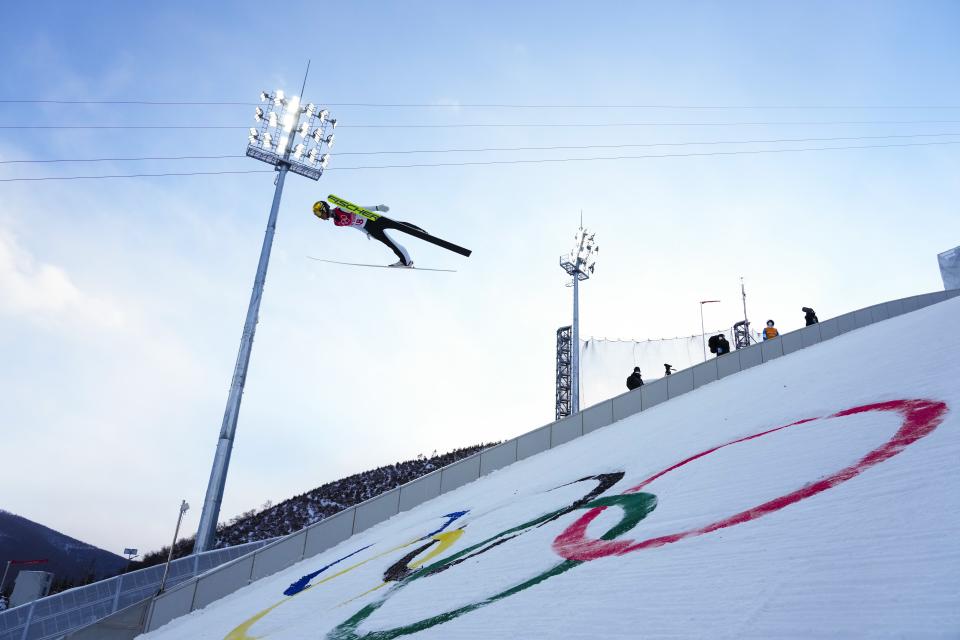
[363,204,390,212]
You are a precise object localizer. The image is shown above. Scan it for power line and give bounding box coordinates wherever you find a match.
[325,140,960,170]
[0,169,272,183]
[4,133,958,165]
[332,133,960,156]
[0,99,258,106]
[341,120,960,129]
[3,98,960,110]
[1,140,954,183]
[327,103,960,110]
[0,125,244,129]
[0,154,245,165]
[3,120,960,131]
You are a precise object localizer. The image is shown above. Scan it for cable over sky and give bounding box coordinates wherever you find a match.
[2,139,956,183]
[3,98,960,109]
[3,133,959,164]
[4,120,960,130]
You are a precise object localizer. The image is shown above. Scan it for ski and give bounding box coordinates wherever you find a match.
[327,194,472,258]
[308,257,456,272]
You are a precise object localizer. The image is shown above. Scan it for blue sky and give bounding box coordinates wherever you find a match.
[1,1,958,556]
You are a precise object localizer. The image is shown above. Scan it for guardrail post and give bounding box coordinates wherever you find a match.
[111,574,123,613]
[20,601,37,640]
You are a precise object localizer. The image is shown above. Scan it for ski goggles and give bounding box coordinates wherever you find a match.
[313,201,330,218]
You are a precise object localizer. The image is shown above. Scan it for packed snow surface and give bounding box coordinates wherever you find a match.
[143,298,960,639]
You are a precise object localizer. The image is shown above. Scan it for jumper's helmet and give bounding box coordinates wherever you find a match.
[313,200,331,219]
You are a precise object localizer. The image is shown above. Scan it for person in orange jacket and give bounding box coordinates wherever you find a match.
[763,319,779,340]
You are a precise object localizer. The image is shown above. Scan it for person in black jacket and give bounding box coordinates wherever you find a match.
[717,334,731,355]
[709,334,731,356]
[626,367,644,390]
[802,307,819,326]
[664,364,675,376]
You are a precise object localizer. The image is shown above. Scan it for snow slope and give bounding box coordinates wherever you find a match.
[143,297,960,639]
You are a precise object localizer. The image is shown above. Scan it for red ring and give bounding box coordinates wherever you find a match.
[553,399,948,562]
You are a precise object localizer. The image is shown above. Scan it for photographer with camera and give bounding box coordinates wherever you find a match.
[708,334,731,357]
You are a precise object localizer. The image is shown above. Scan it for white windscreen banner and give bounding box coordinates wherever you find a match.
[579,330,740,408]
[939,246,960,290]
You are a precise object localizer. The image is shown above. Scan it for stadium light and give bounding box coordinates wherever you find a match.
[194,74,336,554]
[700,300,721,362]
[158,500,189,593]
[559,223,599,414]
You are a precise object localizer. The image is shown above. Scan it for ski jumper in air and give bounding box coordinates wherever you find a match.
[312,196,472,267]
[313,200,420,267]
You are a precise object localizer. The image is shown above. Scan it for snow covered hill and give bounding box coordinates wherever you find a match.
[142,297,960,639]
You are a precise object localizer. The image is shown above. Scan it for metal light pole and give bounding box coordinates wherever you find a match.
[193,83,336,554]
[560,227,598,414]
[740,277,749,328]
[700,300,721,362]
[158,501,189,594]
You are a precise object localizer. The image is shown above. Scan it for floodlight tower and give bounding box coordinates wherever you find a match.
[559,227,598,414]
[193,86,336,554]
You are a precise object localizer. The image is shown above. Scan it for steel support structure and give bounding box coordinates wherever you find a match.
[555,325,573,420]
[734,277,752,349]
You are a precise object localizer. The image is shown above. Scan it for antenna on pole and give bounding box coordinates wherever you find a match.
[298,60,311,100]
[741,277,748,322]
[733,276,752,349]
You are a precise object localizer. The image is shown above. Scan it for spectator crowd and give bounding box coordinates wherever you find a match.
[127,442,497,570]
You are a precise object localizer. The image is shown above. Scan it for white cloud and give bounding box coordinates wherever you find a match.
[0,228,125,329]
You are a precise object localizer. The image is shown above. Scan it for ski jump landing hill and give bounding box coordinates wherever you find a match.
[79,290,960,639]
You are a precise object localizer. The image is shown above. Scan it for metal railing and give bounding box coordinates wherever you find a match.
[0,539,272,640]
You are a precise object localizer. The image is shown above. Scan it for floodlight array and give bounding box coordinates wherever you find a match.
[246,89,336,180]
[560,227,599,280]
